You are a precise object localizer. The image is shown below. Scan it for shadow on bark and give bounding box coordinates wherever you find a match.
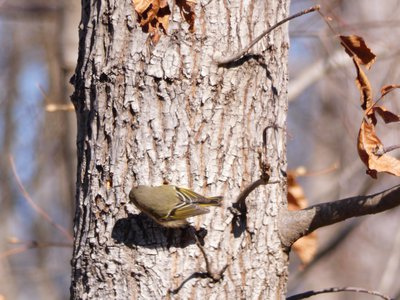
[230,202,248,238]
[218,53,263,68]
[112,213,207,249]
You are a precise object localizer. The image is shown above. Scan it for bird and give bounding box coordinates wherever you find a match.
[129,185,223,228]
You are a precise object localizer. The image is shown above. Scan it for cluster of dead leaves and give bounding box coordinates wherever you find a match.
[132,0,196,44]
[339,35,400,178]
[288,168,317,267]
[287,35,400,266]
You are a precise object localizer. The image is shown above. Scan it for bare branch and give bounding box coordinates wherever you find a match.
[0,3,61,16]
[1,239,72,260]
[45,103,75,112]
[375,144,400,156]
[168,272,210,295]
[9,155,73,242]
[279,184,400,247]
[193,232,228,282]
[168,230,228,295]
[232,178,269,211]
[286,286,392,300]
[216,5,320,66]
[229,171,272,236]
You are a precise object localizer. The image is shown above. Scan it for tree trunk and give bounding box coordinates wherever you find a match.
[70,0,289,298]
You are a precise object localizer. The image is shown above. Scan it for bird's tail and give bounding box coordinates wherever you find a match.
[198,196,223,207]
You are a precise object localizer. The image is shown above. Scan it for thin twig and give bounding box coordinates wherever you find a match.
[286,286,392,300]
[229,144,273,236]
[168,272,209,295]
[233,178,269,212]
[45,103,75,112]
[0,244,31,259]
[1,240,72,259]
[296,163,339,177]
[9,155,73,242]
[193,232,228,282]
[8,238,72,248]
[232,146,272,214]
[216,5,320,66]
[168,230,228,295]
[375,144,400,156]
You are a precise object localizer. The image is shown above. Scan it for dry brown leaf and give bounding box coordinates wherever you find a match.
[176,0,196,32]
[292,232,318,267]
[132,0,196,43]
[353,60,373,110]
[287,171,307,210]
[340,35,376,69]
[380,84,400,98]
[132,0,171,44]
[357,120,400,178]
[288,170,318,266]
[340,35,400,178]
[157,0,170,31]
[132,0,153,14]
[373,106,400,124]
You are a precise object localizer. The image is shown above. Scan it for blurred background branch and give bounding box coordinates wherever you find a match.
[0,0,78,299]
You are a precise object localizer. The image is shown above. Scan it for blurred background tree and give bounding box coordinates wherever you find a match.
[1,0,399,299]
[0,0,79,299]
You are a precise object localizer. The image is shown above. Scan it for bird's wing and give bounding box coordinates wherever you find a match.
[175,186,222,206]
[175,186,204,203]
[163,203,210,220]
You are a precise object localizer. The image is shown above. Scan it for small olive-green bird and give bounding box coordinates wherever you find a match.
[129,185,223,228]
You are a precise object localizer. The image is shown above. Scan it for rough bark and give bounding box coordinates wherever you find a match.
[70,0,289,299]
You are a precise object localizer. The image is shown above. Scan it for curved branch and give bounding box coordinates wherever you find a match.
[279,184,400,247]
[216,5,320,66]
[286,286,391,300]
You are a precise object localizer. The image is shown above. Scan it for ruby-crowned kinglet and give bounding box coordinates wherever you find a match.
[129,185,223,228]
